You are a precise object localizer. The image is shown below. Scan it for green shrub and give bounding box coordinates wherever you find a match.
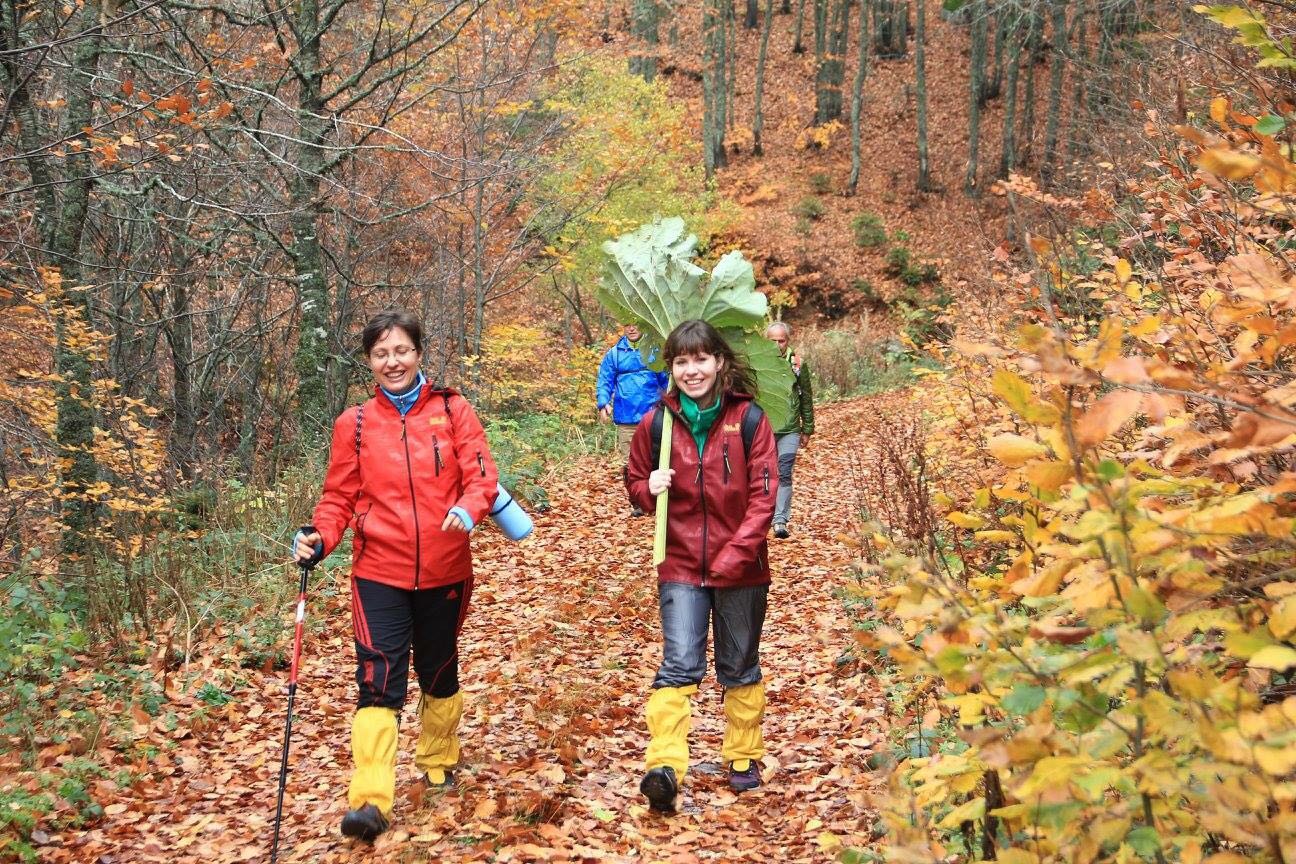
[810,172,833,194]
[486,412,610,511]
[794,215,815,237]
[885,244,940,288]
[852,279,882,306]
[794,196,826,221]
[851,212,887,248]
[799,326,938,399]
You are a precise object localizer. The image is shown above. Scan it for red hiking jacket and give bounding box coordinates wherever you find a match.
[311,386,499,590]
[625,392,778,588]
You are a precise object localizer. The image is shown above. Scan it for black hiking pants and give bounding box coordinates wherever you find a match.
[351,576,471,710]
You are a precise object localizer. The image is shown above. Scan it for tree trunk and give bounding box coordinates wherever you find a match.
[166,280,197,481]
[815,0,850,124]
[1040,0,1068,186]
[631,0,661,81]
[727,0,738,129]
[986,5,1007,103]
[915,0,930,191]
[43,4,104,562]
[793,0,808,52]
[746,0,759,27]
[753,0,776,154]
[1017,9,1041,167]
[1068,0,1089,159]
[965,0,988,195]
[874,0,908,58]
[703,0,728,177]
[290,0,336,444]
[998,12,1020,177]
[847,0,871,193]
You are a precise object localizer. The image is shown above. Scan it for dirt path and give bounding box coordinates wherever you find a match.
[53,399,888,864]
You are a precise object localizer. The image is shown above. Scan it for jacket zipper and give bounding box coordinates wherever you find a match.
[722,442,731,485]
[697,433,709,587]
[401,417,422,589]
[477,451,486,477]
[433,435,443,475]
[763,466,770,495]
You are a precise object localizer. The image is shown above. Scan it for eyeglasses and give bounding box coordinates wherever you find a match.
[370,346,417,362]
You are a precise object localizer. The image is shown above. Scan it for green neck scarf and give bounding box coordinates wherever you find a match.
[679,392,722,455]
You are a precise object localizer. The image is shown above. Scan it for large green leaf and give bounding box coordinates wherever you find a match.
[598,217,796,432]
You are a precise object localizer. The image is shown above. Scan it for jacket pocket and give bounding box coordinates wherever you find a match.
[353,502,374,565]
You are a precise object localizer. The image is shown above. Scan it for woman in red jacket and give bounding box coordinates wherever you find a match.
[624,319,778,813]
[293,309,499,841]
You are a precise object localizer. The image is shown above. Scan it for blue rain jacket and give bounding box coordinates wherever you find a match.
[596,337,669,425]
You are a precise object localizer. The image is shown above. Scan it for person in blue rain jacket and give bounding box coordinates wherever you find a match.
[597,323,669,516]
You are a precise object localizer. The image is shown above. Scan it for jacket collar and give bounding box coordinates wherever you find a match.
[661,389,753,414]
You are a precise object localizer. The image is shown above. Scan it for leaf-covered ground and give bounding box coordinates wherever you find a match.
[45,398,893,863]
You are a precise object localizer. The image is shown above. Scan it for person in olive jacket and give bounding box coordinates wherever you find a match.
[293,309,499,842]
[764,321,815,538]
[624,319,778,813]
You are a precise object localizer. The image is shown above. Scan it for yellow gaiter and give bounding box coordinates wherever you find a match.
[721,682,766,770]
[348,706,399,815]
[645,685,698,776]
[414,691,463,785]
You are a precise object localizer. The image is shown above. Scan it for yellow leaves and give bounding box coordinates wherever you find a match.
[1270,596,1296,640]
[1248,645,1296,671]
[946,511,986,530]
[1074,390,1143,448]
[1115,258,1133,285]
[992,368,1059,425]
[937,796,985,829]
[1210,95,1230,125]
[1199,146,1262,181]
[1016,756,1089,798]
[1009,561,1066,598]
[988,434,1049,467]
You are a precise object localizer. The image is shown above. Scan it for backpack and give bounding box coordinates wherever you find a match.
[648,401,764,467]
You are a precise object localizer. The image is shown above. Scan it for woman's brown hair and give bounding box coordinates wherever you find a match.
[662,319,757,399]
[361,309,423,356]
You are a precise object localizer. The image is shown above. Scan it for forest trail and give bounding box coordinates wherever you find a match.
[53,397,894,864]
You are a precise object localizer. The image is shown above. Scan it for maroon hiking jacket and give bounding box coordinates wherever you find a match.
[625,391,778,588]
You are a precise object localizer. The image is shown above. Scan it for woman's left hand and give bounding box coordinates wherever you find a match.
[442,511,468,532]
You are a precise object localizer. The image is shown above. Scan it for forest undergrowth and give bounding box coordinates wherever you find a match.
[840,22,1296,860]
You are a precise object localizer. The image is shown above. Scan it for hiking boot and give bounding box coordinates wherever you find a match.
[422,768,455,790]
[340,803,389,841]
[773,523,790,539]
[639,766,678,813]
[728,760,762,792]
[630,505,646,517]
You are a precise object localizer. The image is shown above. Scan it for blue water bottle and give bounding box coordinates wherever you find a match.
[489,483,533,541]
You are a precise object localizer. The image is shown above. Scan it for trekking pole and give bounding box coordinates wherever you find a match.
[270,560,313,863]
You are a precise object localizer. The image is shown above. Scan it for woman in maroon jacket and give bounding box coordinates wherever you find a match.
[624,319,778,813]
[293,309,499,841]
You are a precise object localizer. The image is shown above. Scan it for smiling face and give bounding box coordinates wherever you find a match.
[367,326,421,393]
[625,324,641,343]
[671,350,723,406]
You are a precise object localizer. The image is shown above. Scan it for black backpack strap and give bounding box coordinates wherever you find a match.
[740,402,764,460]
[649,405,665,467]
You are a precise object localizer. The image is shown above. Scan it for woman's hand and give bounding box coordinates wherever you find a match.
[442,511,469,532]
[294,530,323,564]
[648,468,675,496]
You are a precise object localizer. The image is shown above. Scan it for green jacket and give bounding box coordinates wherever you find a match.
[775,350,815,436]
